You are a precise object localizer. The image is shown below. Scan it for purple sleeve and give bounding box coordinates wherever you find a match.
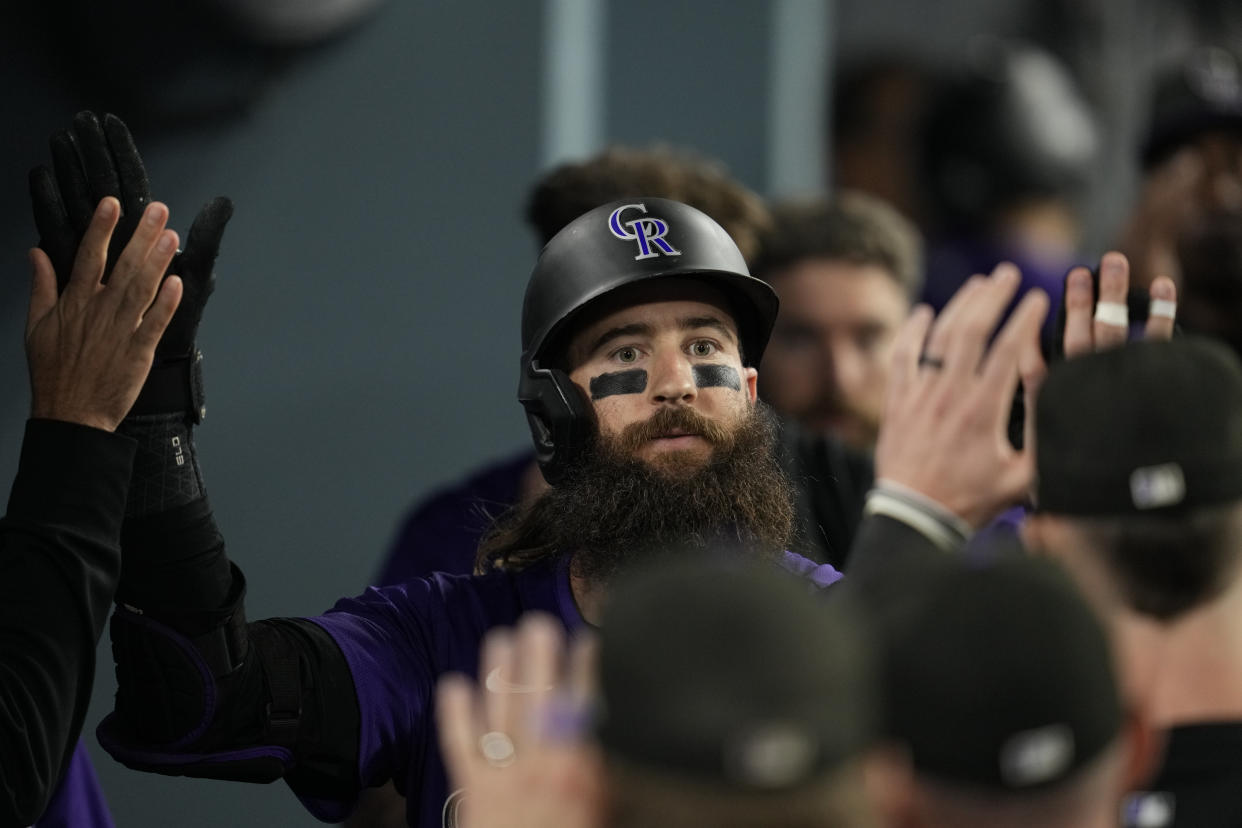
[378,451,533,585]
[34,742,113,828]
[303,586,432,817]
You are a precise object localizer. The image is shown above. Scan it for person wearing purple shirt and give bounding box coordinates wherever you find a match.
[91,195,843,828]
[374,146,779,587]
[373,148,883,595]
[377,448,534,586]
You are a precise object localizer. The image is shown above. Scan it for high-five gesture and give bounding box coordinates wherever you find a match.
[872,252,1178,534]
[874,265,1048,528]
[27,197,182,432]
[29,111,232,421]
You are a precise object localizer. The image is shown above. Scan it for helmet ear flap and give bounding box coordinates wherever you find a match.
[518,361,593,486]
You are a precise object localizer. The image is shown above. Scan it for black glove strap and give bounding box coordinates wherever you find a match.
[131,350,206,423]
[253,627,304,750]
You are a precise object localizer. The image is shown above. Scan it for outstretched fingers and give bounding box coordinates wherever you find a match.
[510,614,564,745]
[436,674,484,789]
[1144,275,1177,341]
[980,289,1049,408]
[938,264,1022,382]
[61,197,120,307]
[26,249,58,340]
[981,289,1048,499]
[1091,252,1130,350]
[1061,267,1094,358]
[481,628,518,740]
[132,276,183,353]
[886,304,935,411]
[110,203,176,321]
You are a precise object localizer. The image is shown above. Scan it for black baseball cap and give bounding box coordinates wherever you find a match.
[1036,337,1242,516]
[596,555,876,790]
[881,556,1122,791]
[1141,45,1242,169]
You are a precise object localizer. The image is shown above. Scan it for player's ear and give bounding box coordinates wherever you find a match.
[744,366,758,403]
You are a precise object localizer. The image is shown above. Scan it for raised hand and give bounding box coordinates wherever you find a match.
[26,198,182,432]
[436,614,603,828]
[30,112,151,285]
[1060,251,1177,359]
[874,265,1049,528]
[29,111,232,421]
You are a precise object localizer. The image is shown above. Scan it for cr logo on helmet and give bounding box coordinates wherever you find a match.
[609,202,682,261]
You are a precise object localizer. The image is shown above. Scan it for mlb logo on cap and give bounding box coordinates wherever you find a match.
[1130,463,1186,510]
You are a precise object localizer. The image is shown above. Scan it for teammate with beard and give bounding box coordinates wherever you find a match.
[90,196,843,827]
[377,147,874,591]
[1119,44,1242,355]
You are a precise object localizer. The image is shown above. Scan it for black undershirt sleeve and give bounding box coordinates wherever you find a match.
[0,420,133,825]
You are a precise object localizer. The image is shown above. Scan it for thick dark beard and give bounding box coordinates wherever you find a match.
[476,403,796,585]
[1178,213,1242,357]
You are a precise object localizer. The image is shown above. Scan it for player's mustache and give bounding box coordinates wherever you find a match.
[614,406,733,453]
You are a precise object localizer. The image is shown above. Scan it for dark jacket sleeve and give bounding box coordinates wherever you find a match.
[0,419,133,824]
[844,512,953,588]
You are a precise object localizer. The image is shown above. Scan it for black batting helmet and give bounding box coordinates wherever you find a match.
[518,197,779,485]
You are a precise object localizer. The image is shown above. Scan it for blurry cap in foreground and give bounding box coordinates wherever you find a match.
[597,555,876,790]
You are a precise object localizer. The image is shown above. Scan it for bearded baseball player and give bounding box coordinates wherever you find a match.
[17,98,1068,826]
[82,184,862,827]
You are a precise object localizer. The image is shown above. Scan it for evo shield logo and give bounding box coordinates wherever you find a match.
[609,202,682,260]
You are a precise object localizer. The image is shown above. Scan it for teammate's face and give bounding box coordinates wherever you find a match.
[566,280,758,475]
[1165,133,1242,349]
[758,259,909,449]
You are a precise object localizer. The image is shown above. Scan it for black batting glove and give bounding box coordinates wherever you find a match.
[29,111,233,422]
[30,111,151,284]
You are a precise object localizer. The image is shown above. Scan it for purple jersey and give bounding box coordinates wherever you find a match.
[305,551,842,826]
[378,450,532,585]
[35,741,113,828]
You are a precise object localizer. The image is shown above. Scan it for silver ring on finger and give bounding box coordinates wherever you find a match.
[480,731,516,768]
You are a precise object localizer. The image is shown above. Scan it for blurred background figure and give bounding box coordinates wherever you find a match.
[754,193,922,452]
[915,38,1099,336]
[21,0,387,132]
[830,56,936,228]
[1119,44,1242,355]
[870,556,1151,828]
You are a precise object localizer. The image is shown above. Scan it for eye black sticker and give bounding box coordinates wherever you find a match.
[589,369,648,399]
[693,364,741,391]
